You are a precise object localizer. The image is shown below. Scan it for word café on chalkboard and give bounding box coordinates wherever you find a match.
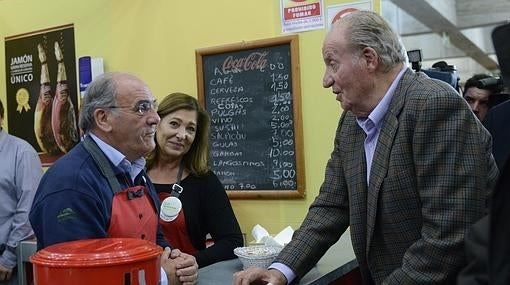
[196,35,305,199]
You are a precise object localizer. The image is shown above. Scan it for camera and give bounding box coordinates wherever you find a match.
[476,76,504,89]
[407,49,460,92]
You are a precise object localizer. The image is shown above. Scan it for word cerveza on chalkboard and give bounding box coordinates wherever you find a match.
[196,35,305,199]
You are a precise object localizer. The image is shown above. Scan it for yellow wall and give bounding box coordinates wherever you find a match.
[0,0,380,237]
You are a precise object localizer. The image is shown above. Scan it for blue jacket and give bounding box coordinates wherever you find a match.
[29,141,170,250]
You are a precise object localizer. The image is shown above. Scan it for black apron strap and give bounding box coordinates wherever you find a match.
[170,163,184,198]
[83,135,123,194]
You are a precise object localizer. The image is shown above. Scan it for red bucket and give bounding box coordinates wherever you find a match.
[30,238,162,285]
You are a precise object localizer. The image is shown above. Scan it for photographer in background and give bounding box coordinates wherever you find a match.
[457,22,510,285]
[463,74,505,122]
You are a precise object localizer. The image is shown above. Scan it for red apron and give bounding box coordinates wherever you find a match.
[82,136,158,243]
[108,185,158,243]
[158,192,197,255]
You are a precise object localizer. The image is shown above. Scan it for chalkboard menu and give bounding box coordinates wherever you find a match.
[196,35,305,199]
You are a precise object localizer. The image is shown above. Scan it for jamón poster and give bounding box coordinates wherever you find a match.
[5,24,79,166]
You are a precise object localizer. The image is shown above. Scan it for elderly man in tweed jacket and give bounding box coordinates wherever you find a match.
[234,10,498,285]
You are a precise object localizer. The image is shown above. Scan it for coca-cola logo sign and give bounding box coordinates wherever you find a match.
[221,51,268,74]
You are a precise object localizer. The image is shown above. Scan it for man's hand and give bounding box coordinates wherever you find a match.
[161,247,198,285]
[0,264,13,282]
[171,249,198,285]
[161,247,181,285]
[233,267,287,285]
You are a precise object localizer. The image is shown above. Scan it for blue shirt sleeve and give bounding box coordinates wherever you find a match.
[269,262,296,284]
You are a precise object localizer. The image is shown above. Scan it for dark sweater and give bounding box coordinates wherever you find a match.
[30,141,170,250]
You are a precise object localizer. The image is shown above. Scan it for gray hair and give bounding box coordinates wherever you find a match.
[78,72,118,133]
[340,11,406,72]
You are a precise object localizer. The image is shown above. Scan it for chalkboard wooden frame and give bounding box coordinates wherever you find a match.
[196,35,305,199]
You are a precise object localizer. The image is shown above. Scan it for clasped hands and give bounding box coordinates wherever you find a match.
[161,247,198,285]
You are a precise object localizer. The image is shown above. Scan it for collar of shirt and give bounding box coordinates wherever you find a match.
[356,66,408,133]
[88,133,146,182]
[356,66,407,184]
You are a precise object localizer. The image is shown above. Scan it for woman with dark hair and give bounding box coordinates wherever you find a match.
[147,92,243,268]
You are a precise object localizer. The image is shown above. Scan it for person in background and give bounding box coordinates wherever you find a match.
[146,92,243,268]
[457,78,510,285]
[0,99,42,285]
[457,100,510,285]
[483,99,510,170]
[463,73,504,122]
[29,72,198,285]
[234,11,497,285]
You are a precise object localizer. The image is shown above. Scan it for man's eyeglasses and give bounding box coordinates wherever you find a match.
[106,100,158,116]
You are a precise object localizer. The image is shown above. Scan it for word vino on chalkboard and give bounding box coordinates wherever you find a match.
[196,35,305,199]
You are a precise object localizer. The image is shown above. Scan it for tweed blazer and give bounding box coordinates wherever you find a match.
[275,69,498,284]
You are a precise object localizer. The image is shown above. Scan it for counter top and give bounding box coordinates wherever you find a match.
[198,229,357,285]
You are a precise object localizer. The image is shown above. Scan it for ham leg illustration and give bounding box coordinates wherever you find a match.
[51,41,79,153]
[34,43,61,155]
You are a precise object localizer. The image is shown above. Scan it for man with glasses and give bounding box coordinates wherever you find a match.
[30,72,198,285]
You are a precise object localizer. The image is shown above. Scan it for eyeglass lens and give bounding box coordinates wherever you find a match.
[134,100,157,115]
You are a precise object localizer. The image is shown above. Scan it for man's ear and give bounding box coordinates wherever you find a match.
[362,47,379,72]
[93,108,113,132]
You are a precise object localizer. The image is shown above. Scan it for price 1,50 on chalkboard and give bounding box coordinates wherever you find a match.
[196,35,305,199]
